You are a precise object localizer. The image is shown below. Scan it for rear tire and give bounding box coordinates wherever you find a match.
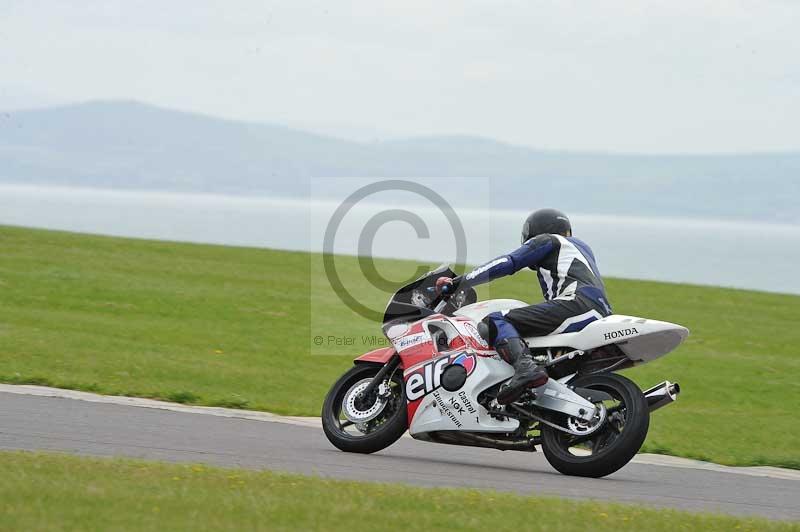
[322,363,407,454]
[540,373,649,478]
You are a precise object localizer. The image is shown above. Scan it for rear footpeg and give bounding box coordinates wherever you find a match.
[644,381,680,412]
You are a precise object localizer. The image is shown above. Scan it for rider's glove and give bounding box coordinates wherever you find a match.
[435,277,454,294]
[435,276,462,295]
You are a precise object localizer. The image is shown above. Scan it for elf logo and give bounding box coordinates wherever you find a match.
[604,327,638,341]
[405,352,477,402]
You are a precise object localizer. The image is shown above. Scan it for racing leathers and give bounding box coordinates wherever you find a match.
[459,233,613,403]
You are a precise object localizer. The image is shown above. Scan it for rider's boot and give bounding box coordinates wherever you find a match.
[495,337,549,405]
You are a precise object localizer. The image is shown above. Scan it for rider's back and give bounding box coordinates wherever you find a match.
[530,234,610,314]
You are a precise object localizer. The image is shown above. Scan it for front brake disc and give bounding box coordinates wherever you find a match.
[342,379,389,424]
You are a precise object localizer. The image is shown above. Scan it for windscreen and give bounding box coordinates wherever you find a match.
[381,264,477,336]
[382,264,456,326]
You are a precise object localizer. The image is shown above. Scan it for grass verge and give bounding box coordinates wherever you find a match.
[0,451,796,532]
[0,225,798,468]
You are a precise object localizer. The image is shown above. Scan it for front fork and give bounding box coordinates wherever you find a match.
[358,353,401,400]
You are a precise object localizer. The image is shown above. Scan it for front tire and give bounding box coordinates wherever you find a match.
[322,363,407,454]
[541,373,649,478]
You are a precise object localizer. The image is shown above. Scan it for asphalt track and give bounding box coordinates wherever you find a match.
[1,387,799,521]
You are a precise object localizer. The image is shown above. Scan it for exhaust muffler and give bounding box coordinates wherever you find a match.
[643,381,680,412]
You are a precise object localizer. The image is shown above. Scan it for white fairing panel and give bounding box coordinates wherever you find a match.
[524,315,689,363]
[408,356,518,436]
[453,299,528,323]
[455,300,689,365]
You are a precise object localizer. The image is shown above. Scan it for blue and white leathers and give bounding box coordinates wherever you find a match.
[463,234,612,343]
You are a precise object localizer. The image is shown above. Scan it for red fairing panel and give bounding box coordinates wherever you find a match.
[393,316,494,424]
[354,316,493,426]
[355,346,397,364]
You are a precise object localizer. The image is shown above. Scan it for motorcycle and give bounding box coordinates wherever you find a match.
[322,264,688,478]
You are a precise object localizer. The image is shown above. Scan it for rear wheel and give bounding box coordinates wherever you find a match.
[322,363,407,454]
[540,373,649,478]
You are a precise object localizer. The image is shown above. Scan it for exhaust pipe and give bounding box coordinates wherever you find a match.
[643,381,680,412]
[424,431,537,452]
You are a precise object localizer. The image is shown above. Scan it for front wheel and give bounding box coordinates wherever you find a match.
[322,363,407,454]
[540,373,649,478]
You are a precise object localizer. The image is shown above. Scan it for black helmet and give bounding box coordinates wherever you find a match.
[521,208,571,243]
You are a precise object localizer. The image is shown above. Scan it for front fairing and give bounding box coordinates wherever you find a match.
[381,264,476,339]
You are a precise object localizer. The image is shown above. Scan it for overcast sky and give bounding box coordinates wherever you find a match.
[1,0,798,153]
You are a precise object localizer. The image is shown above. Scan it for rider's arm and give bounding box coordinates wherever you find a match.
[462,234,555,287]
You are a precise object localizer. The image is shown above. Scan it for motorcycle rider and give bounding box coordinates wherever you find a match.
[436,209,612,405]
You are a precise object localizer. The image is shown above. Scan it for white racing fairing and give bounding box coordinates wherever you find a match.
[406,355,519,436]
[455,299,689,365]
[405,299,689,437]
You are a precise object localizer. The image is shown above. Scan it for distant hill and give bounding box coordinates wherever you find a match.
[1,101,798,223]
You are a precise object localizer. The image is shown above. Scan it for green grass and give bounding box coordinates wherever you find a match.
[0,225,799,468]
[0,451,795,532]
